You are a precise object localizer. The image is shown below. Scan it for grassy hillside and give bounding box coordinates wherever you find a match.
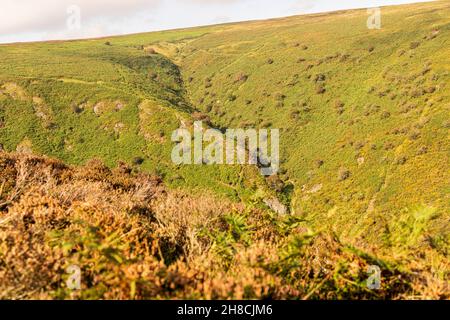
[0,1,449,299]
[0,28,264,199]
[178,1,450,243]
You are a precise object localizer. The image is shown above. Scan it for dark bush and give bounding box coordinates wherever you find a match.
[315,159,324,168]
[71,105,82,114]
[409,130,421,141]
[266,175,285,193]
[315,73,326,82]
[338,168,351,181]
[316,84,326,94]
[396,157,407,165]
[334,100,344,109]
[410,42,420,49]
[228,94,237,102]
[425,86,436,94]
[274,93,286,101]
[417,146,428,155]
[290,111,300,120]
[192,112,211,123]
[235,72,248,83]
[410,88,424,98]
[132,157,145,166]
[381,111,391,119]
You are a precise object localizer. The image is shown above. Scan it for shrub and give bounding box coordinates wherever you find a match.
[410,88,424,98]
[334,100,344,109]
[338,167,351,181]
[204,77,212,88]
[290,110,300,120]
[234,72,248,83]
[149,71,158,80]
[266,174,285,193]
[417,146,428,155]
[228,94,237,102]
[267,58,274,65]
[315,84,326,94]
[274,93,286,101]
[354,141,365,150]
[381,111,391,119]
[132,157,145,165]
[410,41,420,49]
[409,130,421,141]
[314,73,326,82]
[396,156,407,165]
[399,103,418,114]
[425,86,436,94]
[205,104,213,113]
[363,104,380,116]
[315,159,324,168]
[192,112,211,123]
[71,104,84,114]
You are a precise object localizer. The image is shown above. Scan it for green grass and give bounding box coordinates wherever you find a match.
[0,0,448,261]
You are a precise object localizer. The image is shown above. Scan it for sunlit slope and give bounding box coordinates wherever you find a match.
[177,1,450,242]
[0,29,265,197]
[0,1,448,245]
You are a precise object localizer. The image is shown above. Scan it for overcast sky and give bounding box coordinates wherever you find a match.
[0,0,432,44]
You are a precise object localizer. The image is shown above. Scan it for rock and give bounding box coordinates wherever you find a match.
[263,198,287,215]
[115,102,124,111]
[144,47,157,54]
[308,184,323,194]
[357,157,365,166]
[93,102,103,115]
[114,122,125,133]
[16,139,33,154]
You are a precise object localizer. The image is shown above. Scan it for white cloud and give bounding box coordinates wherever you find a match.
[0,0,433,43]
[0,0,161,41]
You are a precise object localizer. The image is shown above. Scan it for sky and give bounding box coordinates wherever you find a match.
[0,0,432,44]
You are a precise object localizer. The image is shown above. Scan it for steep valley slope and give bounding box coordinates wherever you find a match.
[0,1,449,299]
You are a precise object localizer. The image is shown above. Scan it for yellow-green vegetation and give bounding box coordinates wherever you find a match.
[0,152,447,299]
[0,1,449,299]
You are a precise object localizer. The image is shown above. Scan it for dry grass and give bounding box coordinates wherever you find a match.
[0,151,448,300]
